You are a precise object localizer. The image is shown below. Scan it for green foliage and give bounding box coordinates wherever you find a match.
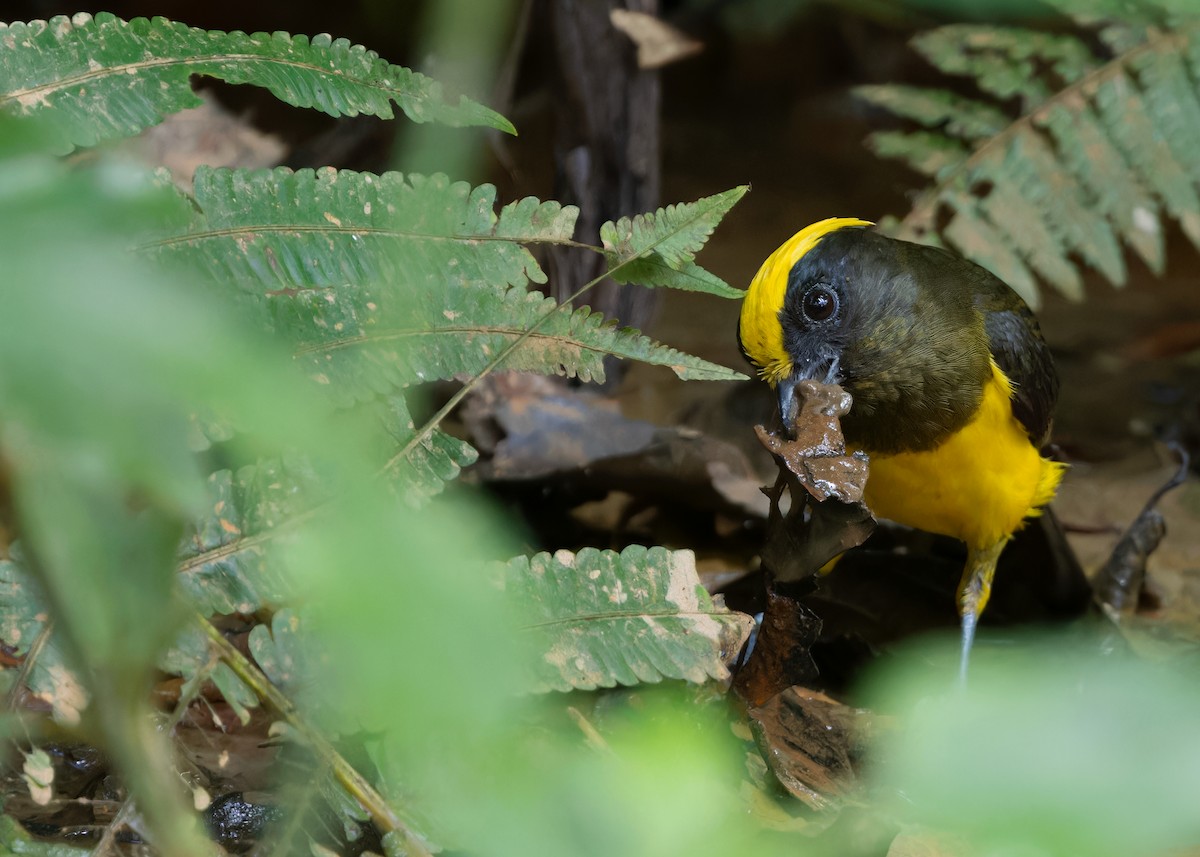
[140,164,743,500]
[0,113,343,853]
[275,278,741,405]
[0,12,512,154]
[0,10,755,856]
[868,637,1200,857]
[602,187,748,297]
[501,547,753,691]
[177,462,314,616]
[143,167,576,293]
[0,558,84,726]
[857,3,1200,304]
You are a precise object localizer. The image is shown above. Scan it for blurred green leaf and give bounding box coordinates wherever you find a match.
[279,487,524,844]
[453,689,776,857]
[248,607,310,693]
[867,636,1200,857]
[0,116,354,854]
[0,812,88,856]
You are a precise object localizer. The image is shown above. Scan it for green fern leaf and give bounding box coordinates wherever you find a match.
[143,167,577,292]
[913,26,1098,107]
[0,551,260,728]
[1090,66,1200,250]
[373,396,478,505]
[1035,94,1165,274]
[274,280,745,405]
[859,13,1200,300]
[161,624,260,725]
[501,546,753,692]
[601,186,747,296]
[857,84,1008,140]
[981,161,1085,301]
[614,257,744,297]
[0,13,513,153]
[0,558,87,725]
[177,462,309,616]
[1129,43,1200,185]
[178,421,471,619]
[1013,128,1126,287]
[942,193,1039,305]
[247,608,309,694]
[866,130,968,180]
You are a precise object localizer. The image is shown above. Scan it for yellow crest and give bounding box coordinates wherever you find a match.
[738,217,873,384]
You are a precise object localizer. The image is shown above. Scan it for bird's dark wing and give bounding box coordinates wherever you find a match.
[974,280,1059,448]
[898,240,1059,448]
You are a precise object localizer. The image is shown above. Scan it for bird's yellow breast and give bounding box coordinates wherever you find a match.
[856,360,1065,549]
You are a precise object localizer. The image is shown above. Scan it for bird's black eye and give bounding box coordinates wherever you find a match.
[802,285,838,322]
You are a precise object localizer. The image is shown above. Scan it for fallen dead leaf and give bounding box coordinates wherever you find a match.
[610,8,703,69]
[747,686,868,812]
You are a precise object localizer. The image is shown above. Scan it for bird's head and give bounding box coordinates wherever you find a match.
[737,217,880,431]
[738,217,988,449]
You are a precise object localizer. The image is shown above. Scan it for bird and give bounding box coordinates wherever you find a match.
[737,217,1066,679]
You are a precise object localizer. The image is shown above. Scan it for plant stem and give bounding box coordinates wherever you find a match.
[196,613,433,857]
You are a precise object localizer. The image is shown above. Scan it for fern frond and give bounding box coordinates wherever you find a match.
[601,186,747,296]
[176,463,309,616]
[501,546,753,692]
[247,608,309,694]
[0,558,87,725]
[857,13,1200,302]
[272,280,745,406]
[161,625,260,724]
[142,167,578,292]
[865,130,969,180]
[373,396,478,506]
[857,85,1008,140]
[0,13,513,154]
[179,424,470,625]
[1,547,260,727]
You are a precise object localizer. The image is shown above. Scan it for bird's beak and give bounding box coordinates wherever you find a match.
[776,375,800,437]
[776,354,841,437]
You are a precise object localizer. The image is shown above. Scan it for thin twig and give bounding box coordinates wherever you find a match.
[196,614,433,857]
[566,706,611,754]
[92,798,142,857]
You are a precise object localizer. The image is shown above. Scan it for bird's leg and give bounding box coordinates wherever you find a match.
[956,539,1007,684]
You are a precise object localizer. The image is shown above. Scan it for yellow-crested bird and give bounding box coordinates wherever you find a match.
[738,217,1065,678]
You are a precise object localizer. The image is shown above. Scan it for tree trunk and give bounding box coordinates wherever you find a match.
[545,0,662,382]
